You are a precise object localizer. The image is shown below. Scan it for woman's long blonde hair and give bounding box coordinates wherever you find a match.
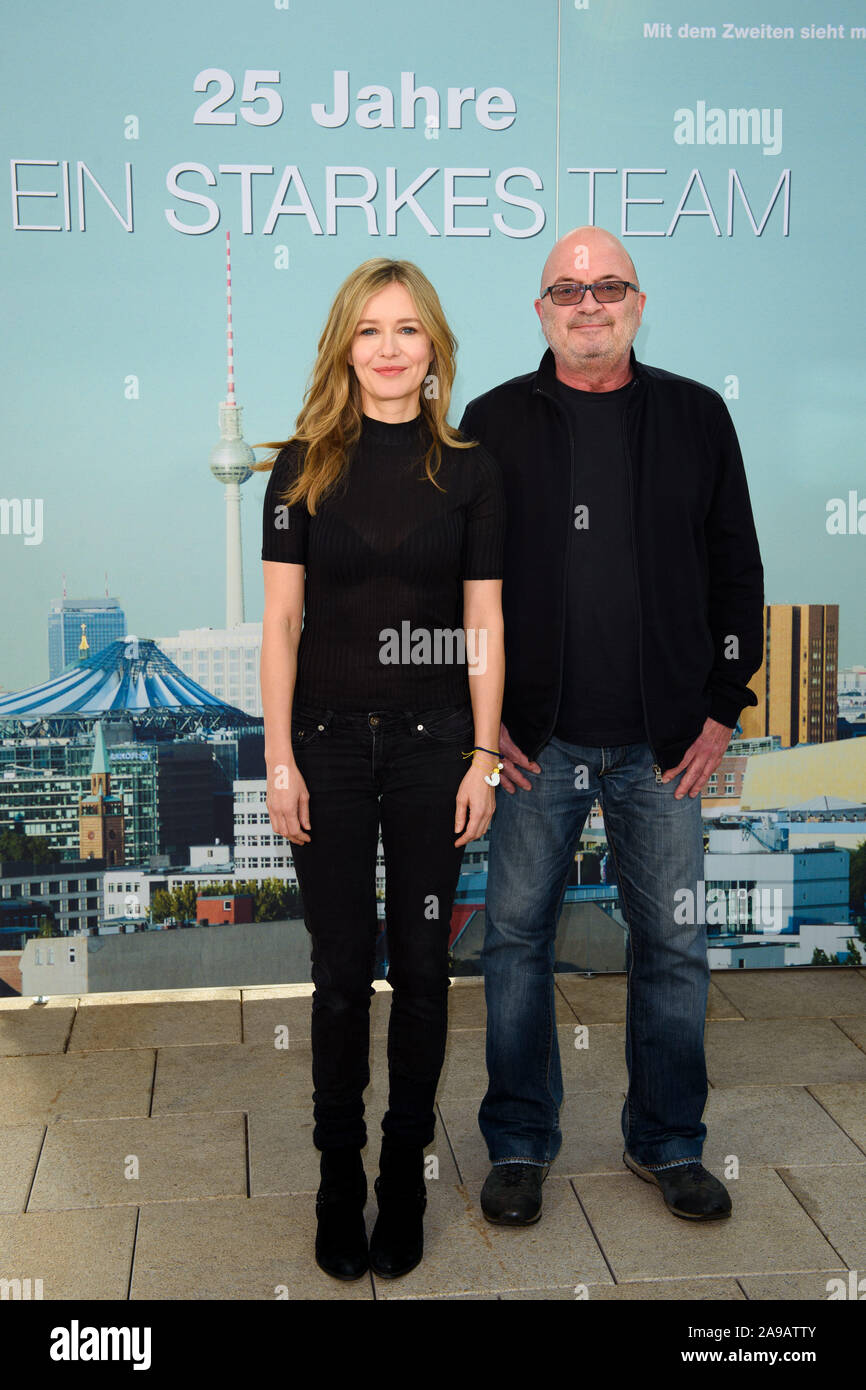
[252,258,474,514]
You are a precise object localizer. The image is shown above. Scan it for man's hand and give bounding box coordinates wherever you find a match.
[661,717,734,799]
[499,721,542,794]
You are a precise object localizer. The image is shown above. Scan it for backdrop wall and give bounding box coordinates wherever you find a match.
[2,0,864,687]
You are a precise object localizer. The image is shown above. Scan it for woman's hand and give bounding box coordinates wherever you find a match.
[266,762,312,845]
[454,759,497,847]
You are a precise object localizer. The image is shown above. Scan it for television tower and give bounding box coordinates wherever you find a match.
[209,230,254,628]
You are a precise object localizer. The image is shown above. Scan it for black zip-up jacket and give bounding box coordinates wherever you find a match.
[459,347,765,773]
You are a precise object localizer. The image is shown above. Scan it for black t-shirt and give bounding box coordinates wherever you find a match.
[552,377,647,746]
[261,413,505,709]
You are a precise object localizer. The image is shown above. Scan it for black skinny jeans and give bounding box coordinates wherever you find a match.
[289,701,474,1150]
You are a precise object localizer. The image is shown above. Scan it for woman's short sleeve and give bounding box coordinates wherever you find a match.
[261,448,309,564]
[461,444,506,580]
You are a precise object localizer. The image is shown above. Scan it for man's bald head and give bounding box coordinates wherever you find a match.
[534,225,645,390]
[539,226,638,296]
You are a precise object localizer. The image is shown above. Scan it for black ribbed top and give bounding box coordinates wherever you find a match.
[262,414,505,708]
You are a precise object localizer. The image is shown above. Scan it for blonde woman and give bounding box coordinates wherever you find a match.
[258,259,505,1281]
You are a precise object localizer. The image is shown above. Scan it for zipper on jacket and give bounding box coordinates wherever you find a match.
[620,406,663,781]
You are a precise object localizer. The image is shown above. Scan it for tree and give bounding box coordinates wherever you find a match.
[150,889,172,923]
[252,877,303,921]
[0,829,53,865]
[151,876,303,925]
[810,947,833,965]
[171,884,198,921]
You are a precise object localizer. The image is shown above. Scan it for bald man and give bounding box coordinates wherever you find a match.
[460,227,764,1226]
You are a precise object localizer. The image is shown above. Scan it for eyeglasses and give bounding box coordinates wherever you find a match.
[540,279,639,306]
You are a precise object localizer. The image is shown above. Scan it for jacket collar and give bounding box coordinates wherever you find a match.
[532,345,645,395]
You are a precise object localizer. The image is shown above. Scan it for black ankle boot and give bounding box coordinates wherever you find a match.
[369,1137,427,1279]
[315,1147,369,1281]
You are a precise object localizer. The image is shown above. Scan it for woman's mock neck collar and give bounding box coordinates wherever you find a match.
[359,412,426,445]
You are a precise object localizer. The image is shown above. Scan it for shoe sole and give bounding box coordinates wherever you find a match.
[480,1204,543,1227]
[622,1151,732,1221]
[315,1254,370,1281]
[369,1255,422,1279]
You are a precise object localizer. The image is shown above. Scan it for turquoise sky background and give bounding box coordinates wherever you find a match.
[2,0,864,690]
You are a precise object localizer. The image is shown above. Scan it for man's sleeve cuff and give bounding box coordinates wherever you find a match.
[707,693,744,729]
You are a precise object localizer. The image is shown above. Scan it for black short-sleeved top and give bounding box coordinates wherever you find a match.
[261,413,505,709]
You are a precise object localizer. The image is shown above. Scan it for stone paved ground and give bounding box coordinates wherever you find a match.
[1,968,865,1300]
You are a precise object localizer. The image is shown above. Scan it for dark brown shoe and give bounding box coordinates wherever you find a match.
[480,1162,546,1225]
[623,1152,732,1220]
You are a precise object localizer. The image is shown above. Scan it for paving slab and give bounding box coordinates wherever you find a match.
[435,1022,629,1100]
[0,997,76,1056]
[372,1176,612,1299]
[562,1023,630,1092]
[700,1085,866,1169]
[394,1291,500,1300]
[80,987,241,1005]
[706,982,749,1020]
[242,981,409,1044]
[242,994,314,1046]
[705,968,866,1019]
[248,1104,457,1197]
[705,1019,866,1086]
[499,1277,746,1300]
[832,1016,866,1051]
[130,1194,373,1300]
[571,1167,841,1282]
[0,1050,155,1124]
[370,986,393,1037]
[150,1041,313,1115]
[556,975,741,1023]
[27,1112,248,1210]
[740,1270,854,1300]
[240,984,315,1000]
[555,974,628,1022]
[435,1029,489,1100]
[444,978,576,1029]
[0,1124,46,1214]
[250,978,573,1041]
[444,978,488,1029]
[0,1207,137,1299]
[807,1082,866,1152]
[69,997,242,1051]
[776,1163,866,1270]
[437,1091,627,1187]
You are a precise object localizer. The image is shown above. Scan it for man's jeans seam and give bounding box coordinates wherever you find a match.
[605,827,637,1148]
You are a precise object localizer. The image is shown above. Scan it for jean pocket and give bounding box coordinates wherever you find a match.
[290,707,333,747]
[411,704,475,745]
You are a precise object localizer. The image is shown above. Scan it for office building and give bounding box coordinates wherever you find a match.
[740,604,839,747]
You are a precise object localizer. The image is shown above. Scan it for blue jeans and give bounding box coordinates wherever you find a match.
[480,738,709,1171]
[289,702,474,1151]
